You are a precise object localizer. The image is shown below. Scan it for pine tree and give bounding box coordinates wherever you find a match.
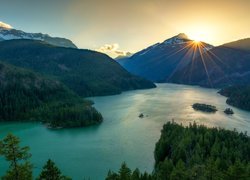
[105,170,119,180]
[227,160,248,180]
[131,168,141,179]
[118,162,131,180]
[38,159,70,180]
[170,160,188,180]
[0,133,32,180]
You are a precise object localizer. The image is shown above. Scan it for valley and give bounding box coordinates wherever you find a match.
[0,1,250,179]
[0,84,249,179]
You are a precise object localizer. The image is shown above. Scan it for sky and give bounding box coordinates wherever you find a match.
[0,0,250,57]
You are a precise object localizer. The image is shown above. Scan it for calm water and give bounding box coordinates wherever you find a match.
[0,84,249,179]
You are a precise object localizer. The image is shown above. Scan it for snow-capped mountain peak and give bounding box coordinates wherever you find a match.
[0,21,12,29]
[0,26,77,48]
[163,33,190,45]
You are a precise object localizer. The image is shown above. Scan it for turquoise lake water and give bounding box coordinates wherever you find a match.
[0,83,249,179]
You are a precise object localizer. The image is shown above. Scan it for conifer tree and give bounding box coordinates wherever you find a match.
[0,133,32,180]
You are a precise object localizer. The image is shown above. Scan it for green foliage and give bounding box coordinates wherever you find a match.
[192,103,217,113]
[154,122,250,179]
[108,122,250,180]
[119,162,131,180]
[0,40,156,97]
[106,162,152,180]
[0,134,32,180]
[0,62,102,128]
[37,159,71,180]
[219,85,250,111]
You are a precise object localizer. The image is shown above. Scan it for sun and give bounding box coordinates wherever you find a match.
[186,25,215,43]
[193,39,201,44]
[190,34,204,42]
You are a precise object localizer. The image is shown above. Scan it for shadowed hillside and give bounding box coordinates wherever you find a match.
[0,40,156,97]
[0,61,102,128]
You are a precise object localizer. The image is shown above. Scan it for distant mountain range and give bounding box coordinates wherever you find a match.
[223,38,250,51]
[0,26,77,48]
[118,33,213,82]
[118,34,250,88]
[0,39,155,97]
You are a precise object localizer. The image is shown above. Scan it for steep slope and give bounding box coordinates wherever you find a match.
[0,26,77,48]
[223,38,250,51]
[0,40,155,97]
[0,61,102,128]
[115,52,133,60]
[118,33,213,82]
[170,45,250,87]
[219,85,250,111]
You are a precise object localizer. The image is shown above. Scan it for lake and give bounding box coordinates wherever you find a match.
[0,83,249,179]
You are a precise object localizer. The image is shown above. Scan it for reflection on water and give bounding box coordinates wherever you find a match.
[0,83,249,179]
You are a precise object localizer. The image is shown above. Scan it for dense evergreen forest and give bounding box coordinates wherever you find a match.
[219,85,250,111]
[0,61,102,128]
[107,122,250,180]
[0,40,155,97]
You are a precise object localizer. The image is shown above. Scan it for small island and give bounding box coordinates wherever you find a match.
[192,103,217,113]
[224,108,234,115]
[138,113,144,118]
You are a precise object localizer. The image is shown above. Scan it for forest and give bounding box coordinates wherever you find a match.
[106,122,250,180]
[0,61,102,128]
[192,103,217,113]
[0,40,155,97]
[219,85,250,111]
[1,122,249,179]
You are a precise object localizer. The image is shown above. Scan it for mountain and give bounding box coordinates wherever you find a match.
[170,44,250,87]
[115,52,133,60]
[223,38,250,51]
[118,33,213,82]
[0,40,155,97]
[0,26,77,48]
[218,85,250,111]
[0,61,102,128]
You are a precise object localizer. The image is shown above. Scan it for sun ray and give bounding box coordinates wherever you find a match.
[197,44,213,87]
[188,42,199,83]
[166,42,199,81]
[139,41,194,70]
[199,44,232,83]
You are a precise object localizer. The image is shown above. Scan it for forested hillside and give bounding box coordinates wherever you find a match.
[219,85,250,111]
[0,40,155,97]
[0,61,102,128]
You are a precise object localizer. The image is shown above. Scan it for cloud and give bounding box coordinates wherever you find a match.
[97,43,119,52]
[0,21,12,29]
[96,43,131,58]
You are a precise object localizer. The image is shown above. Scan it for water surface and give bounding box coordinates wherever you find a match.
[0,84,249,179]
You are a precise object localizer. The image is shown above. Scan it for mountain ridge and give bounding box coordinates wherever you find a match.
[118,33,213,82]
[0,26,77,48]
[0,39,156,97]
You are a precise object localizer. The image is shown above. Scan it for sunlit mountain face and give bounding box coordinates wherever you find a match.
[118,33,213,82]
[0,26,77,48]
[170,42,250,88]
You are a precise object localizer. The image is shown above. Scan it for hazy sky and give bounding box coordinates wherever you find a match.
[0,0,249,57]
